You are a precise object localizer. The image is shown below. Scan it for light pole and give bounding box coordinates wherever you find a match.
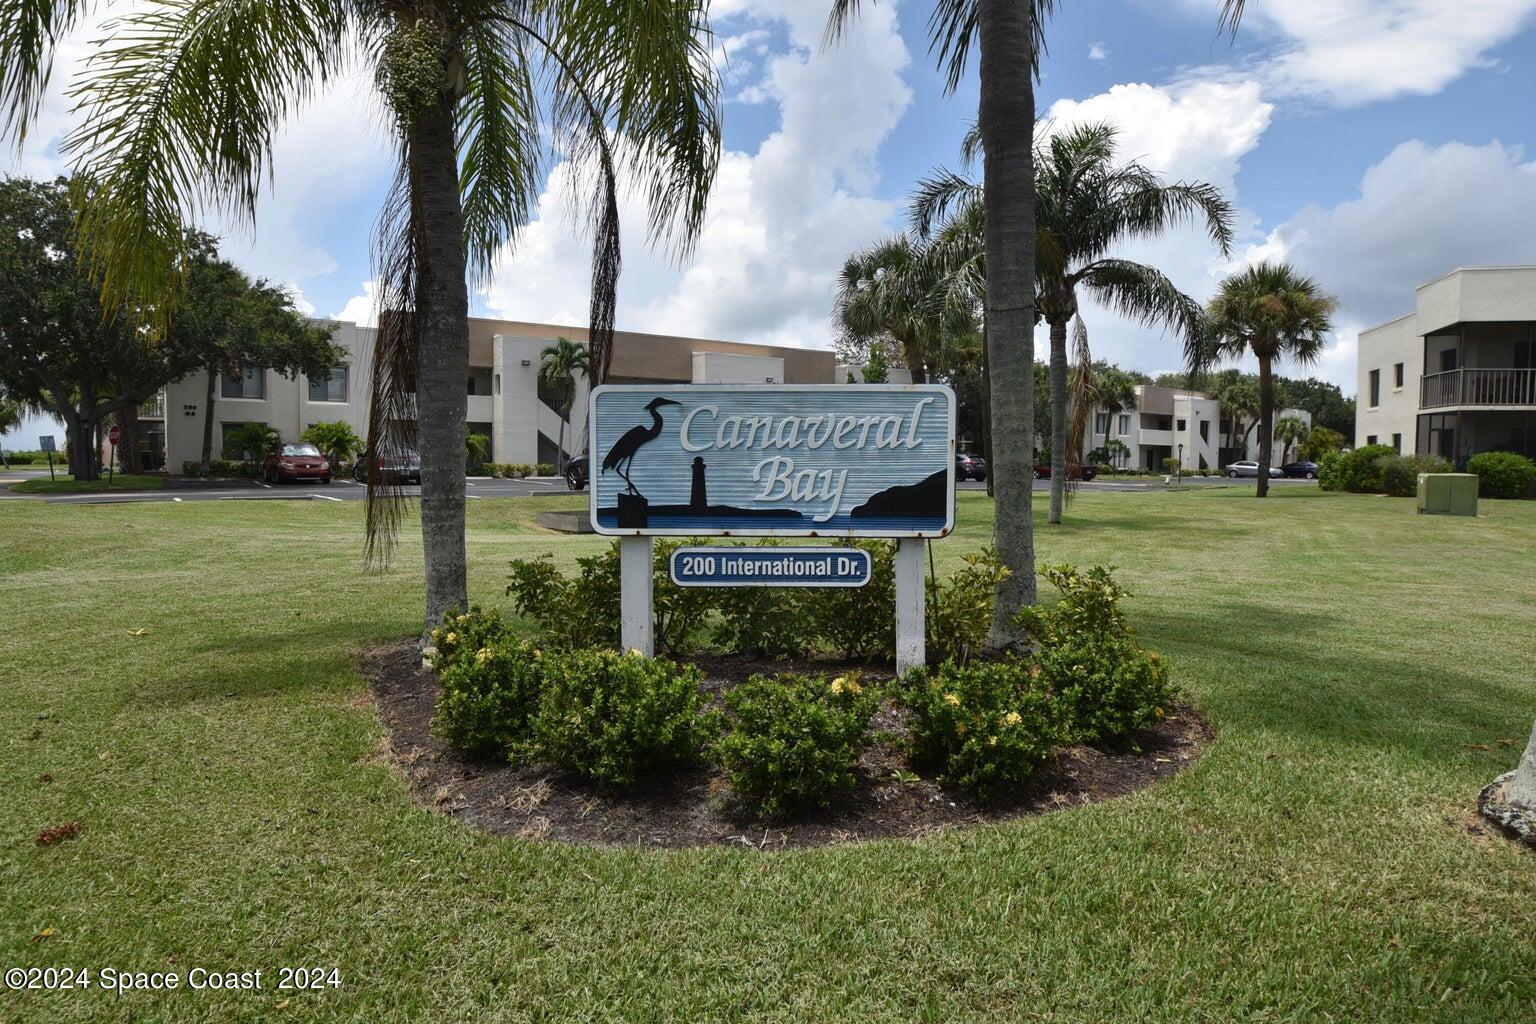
[1177,442,1184,486]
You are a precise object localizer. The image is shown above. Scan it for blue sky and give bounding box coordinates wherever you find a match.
[7,0,1536,447]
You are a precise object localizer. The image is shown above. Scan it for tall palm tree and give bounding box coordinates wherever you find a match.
[1274,415,1309,464]
[912,122,1234,522]
[537,336,589,473]
[829,0,1055,650]
[1087,365,1139,466]
[2,0,721,632]
[1201,262,1337,496]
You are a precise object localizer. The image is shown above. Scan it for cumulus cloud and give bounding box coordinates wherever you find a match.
[335,280,382,327]
[1239,139,1536,388]
[1181,0,1536,105]
[478,0,911,349]
[1088,42,1108,62]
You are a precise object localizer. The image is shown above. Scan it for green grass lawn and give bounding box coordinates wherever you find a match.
[2,488,1534,1022]
[6,473,165,494]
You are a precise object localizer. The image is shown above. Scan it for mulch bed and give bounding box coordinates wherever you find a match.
[360,641,1212,850]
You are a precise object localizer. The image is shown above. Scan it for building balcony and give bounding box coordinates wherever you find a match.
[1138,428,1175,447]
[1420,368,1536,409]
[139,392,166,419]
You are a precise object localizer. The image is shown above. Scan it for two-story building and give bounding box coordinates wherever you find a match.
[1083,384,1311,472]
[130,317,837,472]
[1357,267,1536,463]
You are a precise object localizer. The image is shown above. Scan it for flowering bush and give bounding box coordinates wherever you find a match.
[1017,565,1176,744]
[901,659,1063,801]
[715,672,879,817]
[424,606,512,672]
[433,639,545,758]
[528,649,712,787]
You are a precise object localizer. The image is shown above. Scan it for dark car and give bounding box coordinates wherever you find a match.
[955,452,988,481]
[565,455,589,490]
[263,442,330,484]
[1281,461,1319,479]
[353,448,421,484]
[1031,462,1097,481]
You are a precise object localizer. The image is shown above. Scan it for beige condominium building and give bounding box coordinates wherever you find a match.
[131,317,837,472]
[1082,383,1311,472]
[1357,267,1536,463]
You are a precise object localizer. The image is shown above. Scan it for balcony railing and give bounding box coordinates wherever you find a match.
[138,392,166,419]
[1420,368,1536,409]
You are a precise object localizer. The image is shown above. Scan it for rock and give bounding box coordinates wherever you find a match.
[1508,720,1536,811]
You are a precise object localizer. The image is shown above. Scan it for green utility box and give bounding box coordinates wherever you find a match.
[1417,473,1479,516]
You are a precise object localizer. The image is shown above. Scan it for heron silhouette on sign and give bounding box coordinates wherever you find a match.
[602,397,680,495]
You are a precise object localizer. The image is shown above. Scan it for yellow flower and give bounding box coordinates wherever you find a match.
[988,735,998,747]
[1029,665,1042,680]
[830,677,845,695]
[532,648,542,659]
[1003,711,1022,727]
[456,614,468,624]
[445,632,459,645]
[475,647,492,666]
[627,647,645,657]
[943,692,960,707]
[431,628,443,641]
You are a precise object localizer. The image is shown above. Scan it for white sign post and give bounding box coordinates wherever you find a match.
[590,384,955,670]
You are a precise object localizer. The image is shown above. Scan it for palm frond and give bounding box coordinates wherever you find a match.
[1078,257,1207,373]
[908,168,980,239]
[1219,0,1247,38]
[62,0,349,323]
[0,0,86,144]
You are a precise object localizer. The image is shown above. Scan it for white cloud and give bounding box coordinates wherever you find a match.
[335,280,382,327]
[478,0,912,350]
[1181,0,1536,105]
[1088,42,1108,62]
[1239,139,1536,389]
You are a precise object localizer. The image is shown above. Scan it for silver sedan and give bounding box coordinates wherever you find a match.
[1224,460,1284,478]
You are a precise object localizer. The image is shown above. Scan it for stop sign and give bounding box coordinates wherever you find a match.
[108,425,122,446]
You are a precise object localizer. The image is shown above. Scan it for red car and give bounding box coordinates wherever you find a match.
[263,442,331,484]
[1031,462,1098,481]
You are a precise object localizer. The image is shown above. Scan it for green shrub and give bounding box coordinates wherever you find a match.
[506,548,620,649]
[528,649,711,787]
[1318,443,1396,493]
[1380,453,1451,497]
[1468,450,1536,499]
[651,539,713,654]
[535,462,556,476]
[716,672,878,817]
[925,548,1008,664]
[433,637,544,758]
[1016,565,1176,744]
[710,541,810,659]
[425,606,514,672]
[806,540,896,661]
[901,659,1062,801]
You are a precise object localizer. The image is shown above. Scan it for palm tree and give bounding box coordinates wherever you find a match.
[835,236,951,383]
[1274,415,1309,464]
[1086,366,1139,467]
[912,123,1233,523]
[1201,262,1337,496]
[3,0,721,632]
[829,0,1055,650]
[538,336,589,473]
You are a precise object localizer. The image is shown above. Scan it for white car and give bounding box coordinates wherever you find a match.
[1225,460,1283,479]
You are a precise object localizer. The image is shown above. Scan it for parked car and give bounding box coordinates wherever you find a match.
[565,455,589,490]
[353,448,421,484]
[263,442,331,484]
[1225,460,1283,479]
[1281,461,1319,479]
[1031,462,1097,481]
[955,452,988,481]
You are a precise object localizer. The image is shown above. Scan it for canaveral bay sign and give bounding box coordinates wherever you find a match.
[588,384,956,537]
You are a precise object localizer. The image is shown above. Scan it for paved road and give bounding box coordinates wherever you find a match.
[1,466,1316,506]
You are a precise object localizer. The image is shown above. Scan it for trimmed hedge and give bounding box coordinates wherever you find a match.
[1318,444,1397,493]
[1380,454,1451,498]
[1467,451,1536,499]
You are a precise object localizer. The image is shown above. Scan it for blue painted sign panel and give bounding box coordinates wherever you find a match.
[669,546,873,587]
[588,384,955,537]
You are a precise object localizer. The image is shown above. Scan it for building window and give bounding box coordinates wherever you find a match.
[1095,412,1109,434]
[1176,418,1187,432]
[1118,414,1130,435]
[1366,434,1378,446]
[308,367,347,403]
[467,376,477,395]
[1391,433,1402,453]
[494,373,501,396]
[221,367,265,400]
[1393,363,1404,389]
[1368,369,1380,407]
[1199,420,1210,442]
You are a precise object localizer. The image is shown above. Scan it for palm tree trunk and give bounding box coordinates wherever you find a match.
[981,321,994,498]
[1047,315,1067,524]
[900,335,927,384]
[410,101,471,629]
[978,0,1039,651]
[201,368,217,473]
[1256,357,1274,498]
